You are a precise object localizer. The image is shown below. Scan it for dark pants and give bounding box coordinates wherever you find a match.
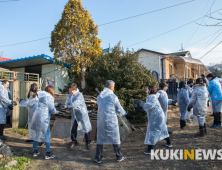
[95,144,123,161]
[213,112,221,125]
[0,124,5,136]
[6,116,11,124]
[71,119,91,144]
[148,137,171,151]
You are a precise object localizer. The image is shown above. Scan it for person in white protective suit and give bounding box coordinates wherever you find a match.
[187,78,208,137]
[136,85,172,155]
[177,81,190,129]
[95,80,127,163]
[185,80,194,123]
[157,83,177,120]
[20,85,59,159]
[60,83,92,150]
[0,80,17,140]
[201,74,209,87]
[206,73,222,128]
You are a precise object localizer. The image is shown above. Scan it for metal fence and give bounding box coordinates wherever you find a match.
[0,71,39,82]
[0,70,39,128]
[160,78,195,101]
[160,78,192,83]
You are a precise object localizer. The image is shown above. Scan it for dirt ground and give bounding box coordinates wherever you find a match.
[1,106,222,170]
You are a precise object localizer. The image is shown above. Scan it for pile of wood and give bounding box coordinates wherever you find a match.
[83,95,98,120]
[53,93,98,121]
[52,93,133,141]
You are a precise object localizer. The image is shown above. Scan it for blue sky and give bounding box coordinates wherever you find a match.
[0,0,222,65]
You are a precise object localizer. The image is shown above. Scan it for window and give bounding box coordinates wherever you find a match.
[187,68,190,78]
[169,64,173,74]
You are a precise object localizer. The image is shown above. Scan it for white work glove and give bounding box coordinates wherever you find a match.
[68,105,73,109]
[55,110,60,114]
[54,102,59,107]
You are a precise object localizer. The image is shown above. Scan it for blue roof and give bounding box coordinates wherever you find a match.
[0,54,71,69]
[103,48,113,53]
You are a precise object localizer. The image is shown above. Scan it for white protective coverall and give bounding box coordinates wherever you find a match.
[97,88,127,145]
[143,94,169,145]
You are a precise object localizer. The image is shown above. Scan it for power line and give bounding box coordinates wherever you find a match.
[0,0,18,2]
[199,40,222,59]
[192,28,222,57]
[126,7,222,48]
[184,0,215,46]
[184,28,221,48]
[0,37,50,47]
[99,0,195,26]
[0,0,195,47]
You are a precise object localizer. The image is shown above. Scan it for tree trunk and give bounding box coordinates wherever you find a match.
[81,66,86,89]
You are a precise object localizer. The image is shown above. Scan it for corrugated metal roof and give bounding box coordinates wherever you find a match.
[181,56,203,65]
[168,51,189,56]
[139,48,166,55]
[0,54,71,69]
[165,55,210,73]
[0,57,12,62]
[165,55,204,65]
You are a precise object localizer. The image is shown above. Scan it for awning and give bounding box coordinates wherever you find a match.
[0,54,71,69]
[164,55,210,74]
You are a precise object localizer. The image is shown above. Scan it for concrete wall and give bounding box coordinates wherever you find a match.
[138,51,164,80]
[55,65,71,94]
[42,64,70,93]
[174,63,185,78]
[164,59,177,79]
[11,67,25,73]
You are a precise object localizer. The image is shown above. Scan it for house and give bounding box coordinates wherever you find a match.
[0,57,12,71]
[0,56,12,62]
[138,49,210,81]
[0,54,71,93]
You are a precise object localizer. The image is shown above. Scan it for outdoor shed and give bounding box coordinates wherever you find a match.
[0,54,71,93]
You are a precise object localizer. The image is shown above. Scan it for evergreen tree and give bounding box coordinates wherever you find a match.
[83,43,159,124]
[49,0,102,89]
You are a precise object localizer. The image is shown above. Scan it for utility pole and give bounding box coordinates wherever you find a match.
[179,44,184,52]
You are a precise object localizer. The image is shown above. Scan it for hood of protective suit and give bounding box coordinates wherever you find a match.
[213,77,220,83]
[156,92,161,98]
[0,83,4,90]
[99,88,113,98]
[38,91,53,104]
[193,83,206,88]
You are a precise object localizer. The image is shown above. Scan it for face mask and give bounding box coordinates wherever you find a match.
[165,87,168,91]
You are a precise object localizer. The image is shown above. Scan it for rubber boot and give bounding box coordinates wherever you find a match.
[180,120,183,129]
[218,112,221,126]
[199,126,204,137]
[204,123,207,134]
[184,120,186,127]
[213,112,217,125]
[210,113,217,128]
[148,145,154,152]
[180,120,186,129]
[144,145,154,154]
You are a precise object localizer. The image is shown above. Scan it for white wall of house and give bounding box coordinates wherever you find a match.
[42,64,70,93]
[138,51,164,80]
